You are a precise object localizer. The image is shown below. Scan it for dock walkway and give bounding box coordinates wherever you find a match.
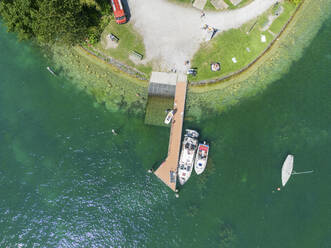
[154,75,187,191]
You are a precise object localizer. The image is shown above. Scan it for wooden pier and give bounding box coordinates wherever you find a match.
[154,74,188,191]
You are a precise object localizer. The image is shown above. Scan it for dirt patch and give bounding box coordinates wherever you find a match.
[261,5,284,31]
[193,0,207,10]
[210,0,229,10]
[101,34,119,49]
[129,54,143,64]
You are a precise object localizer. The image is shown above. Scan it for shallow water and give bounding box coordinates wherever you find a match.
[1,15,331,248]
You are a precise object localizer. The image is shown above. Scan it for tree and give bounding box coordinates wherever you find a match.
[32,0,90,45]
[0,0,35,40]
[0,0,105,45]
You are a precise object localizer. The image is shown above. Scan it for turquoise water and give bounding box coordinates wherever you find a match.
[1,15,331,248]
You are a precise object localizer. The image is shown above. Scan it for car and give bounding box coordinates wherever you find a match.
[110,0,127,24]
[187,68,197,76]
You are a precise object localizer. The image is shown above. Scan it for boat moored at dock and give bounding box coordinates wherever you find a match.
[164,109,174,125]
[194,142,209,175]
[178,129,199,185]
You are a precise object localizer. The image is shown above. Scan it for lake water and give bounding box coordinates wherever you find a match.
[0,15,331,248]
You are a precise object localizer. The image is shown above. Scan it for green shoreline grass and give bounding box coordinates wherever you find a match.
[93,21,153,76]
[186,0,331,120]
[189,1,296,81]
[50,0,330,120]
[79,1,297,84]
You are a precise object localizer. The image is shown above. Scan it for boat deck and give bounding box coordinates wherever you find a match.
[154,77,187,191]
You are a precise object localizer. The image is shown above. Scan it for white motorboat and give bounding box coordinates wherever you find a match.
[194,142,209,175]
[164,110,174,125]
[178,129,199,185]
[281,154,294,186]
[47,66,56,76]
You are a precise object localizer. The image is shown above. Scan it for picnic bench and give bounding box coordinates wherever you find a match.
[131,51,143,60]
[107,33,119,43]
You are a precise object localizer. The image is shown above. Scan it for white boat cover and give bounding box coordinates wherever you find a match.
[194,143,209,175]
[281,155,294,186]
[178,130,199,185]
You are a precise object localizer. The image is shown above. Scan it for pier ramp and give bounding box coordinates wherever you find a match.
[154,74,187,191]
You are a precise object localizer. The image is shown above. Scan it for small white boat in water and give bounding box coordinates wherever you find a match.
[178,129,199,185]
[47,66,57,76]
[194,142,209,175]
[164,110,174,125]
[281,154,294,186]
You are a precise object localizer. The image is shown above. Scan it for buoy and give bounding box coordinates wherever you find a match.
[111,129,118,135]
[175,189,179,193]
[175,193,179,198]
[277,187,281,191]
[147,169,153,173]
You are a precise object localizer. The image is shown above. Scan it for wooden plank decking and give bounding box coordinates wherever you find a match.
[154,78,187,191]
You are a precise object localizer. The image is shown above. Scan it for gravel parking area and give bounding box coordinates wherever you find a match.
[127,0,277,72]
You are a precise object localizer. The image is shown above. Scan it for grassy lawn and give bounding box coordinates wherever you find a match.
[168,0,192,5]
[269,1,296,33]
[145,96,174,127]
[188,1,296,81]
[223,0,253,9]
[204,1,216,10]
[93,20,152,76]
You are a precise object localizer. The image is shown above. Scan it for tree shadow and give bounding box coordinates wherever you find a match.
[82,5,102,27]
[94,0,108,12]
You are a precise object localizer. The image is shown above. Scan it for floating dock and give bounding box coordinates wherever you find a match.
[154,74,188,191]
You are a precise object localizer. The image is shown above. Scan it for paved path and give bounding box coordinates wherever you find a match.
[127,0,277,72]
[154,76,187,191]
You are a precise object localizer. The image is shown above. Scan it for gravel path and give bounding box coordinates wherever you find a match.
[127,0,278,72]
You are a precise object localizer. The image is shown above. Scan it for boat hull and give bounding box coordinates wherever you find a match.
[177,130,199,185]
[164,110,174,125]
[281,154,294,186]
[178,169,193,185]
[194,161,205,175]
[194,143,209,175]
